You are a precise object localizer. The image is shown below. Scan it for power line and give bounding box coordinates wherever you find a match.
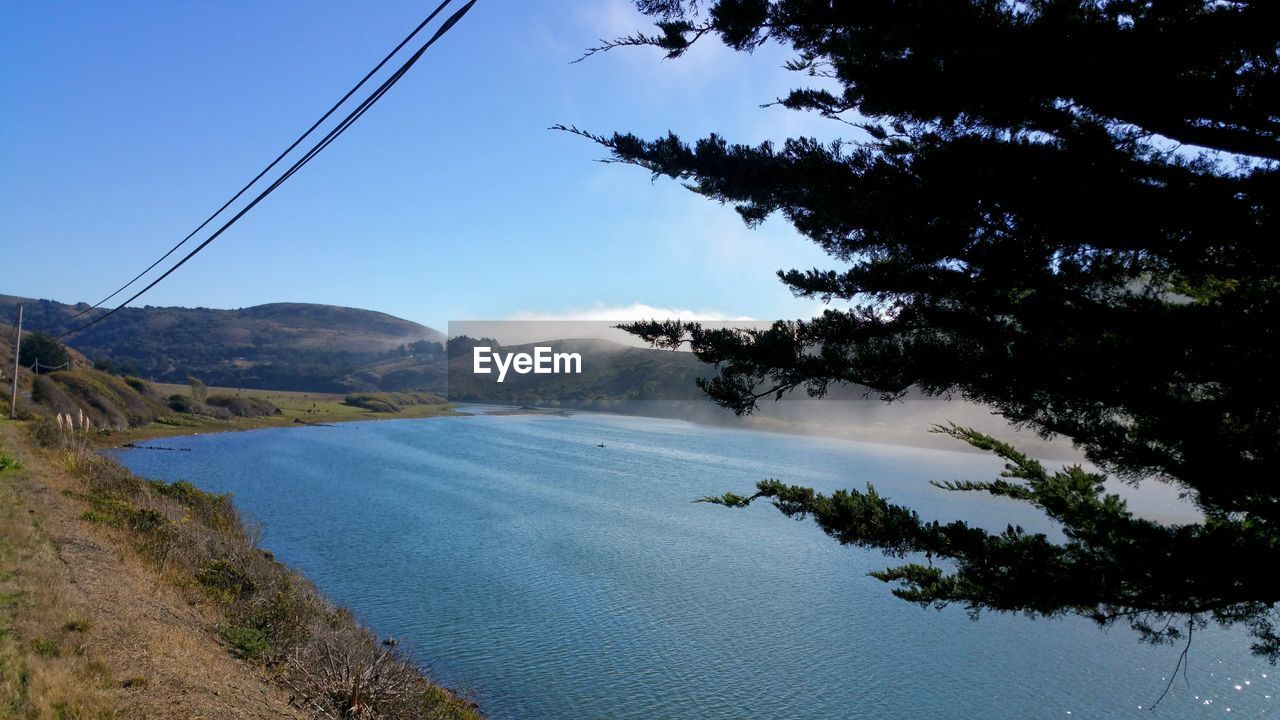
[68,0,456,323]
[67,0,474,328]
[59,0,479,342]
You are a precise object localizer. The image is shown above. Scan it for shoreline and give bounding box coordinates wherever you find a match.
[2,385,486,718]
[95,378,1085,468]
[93,385,465,449]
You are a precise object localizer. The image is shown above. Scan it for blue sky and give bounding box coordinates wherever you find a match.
[1,0,843,331]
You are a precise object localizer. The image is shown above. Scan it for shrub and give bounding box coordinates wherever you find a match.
[197,559,257,602]
[60,371,159,427]
[203,404,235,421]
[153,414,199,427]
[52,374,127,428]
[32,375,77,415]
[30,415,63,447]
[130,507,166,534]
[239,587,314,660]
[29,637,60,658]
[0,448,21,473]
[80,510,119,527]
[167,394,194,413]
[342,392,445,413]
[31,369,168,429]
[220,625,270,659]
[286,637,446,720]
[151,479,202,503]
[343,393,402,413]
[67,488,134,527]
[17,332,70,371]
[149,479,237,530]
[206,394,280,418]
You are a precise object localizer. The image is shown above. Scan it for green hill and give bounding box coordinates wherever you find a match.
[0,295,442,392]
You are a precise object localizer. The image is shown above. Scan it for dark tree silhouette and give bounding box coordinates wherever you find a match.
[564,1,1280,659]
[18,332,70,372]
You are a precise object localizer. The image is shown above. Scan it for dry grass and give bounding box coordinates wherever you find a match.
[1,344,475,718]
[25,420,480,720]
[285,638,475,720]
[0,431,116,720]
[30,371,171,432]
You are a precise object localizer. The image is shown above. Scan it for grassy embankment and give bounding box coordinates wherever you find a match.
[1,430,118,719]
[111,384,459,446]
[1,347,481,719]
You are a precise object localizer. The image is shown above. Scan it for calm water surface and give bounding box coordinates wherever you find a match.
[115,410,1275,719]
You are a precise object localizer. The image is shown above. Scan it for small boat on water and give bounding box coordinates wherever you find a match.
[597,443,606,448]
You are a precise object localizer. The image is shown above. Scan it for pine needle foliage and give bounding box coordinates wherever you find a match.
[571,1,1280,658]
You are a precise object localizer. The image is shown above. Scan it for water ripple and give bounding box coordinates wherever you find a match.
[117,414,1276,719]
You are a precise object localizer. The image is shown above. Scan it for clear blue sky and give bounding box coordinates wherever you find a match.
[1,0,841,331]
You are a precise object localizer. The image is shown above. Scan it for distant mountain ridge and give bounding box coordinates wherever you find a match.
[0,294,1088,459]
[0,294,442,392]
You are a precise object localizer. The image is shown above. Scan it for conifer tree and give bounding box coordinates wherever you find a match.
[565,1,1280,658]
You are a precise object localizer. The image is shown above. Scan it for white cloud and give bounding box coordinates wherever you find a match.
[509,302,754,322]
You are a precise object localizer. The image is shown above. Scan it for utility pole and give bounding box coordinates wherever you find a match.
[9,304,21,419]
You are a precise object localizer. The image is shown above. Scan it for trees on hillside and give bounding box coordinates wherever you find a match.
[568,1,1280,660]
[18,332,70,372]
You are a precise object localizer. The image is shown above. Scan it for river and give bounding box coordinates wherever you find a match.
[115,409,1274,719]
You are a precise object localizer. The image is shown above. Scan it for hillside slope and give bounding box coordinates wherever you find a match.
[1,330,479,718]
[0,423,306,718]
[0,295,442,392]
